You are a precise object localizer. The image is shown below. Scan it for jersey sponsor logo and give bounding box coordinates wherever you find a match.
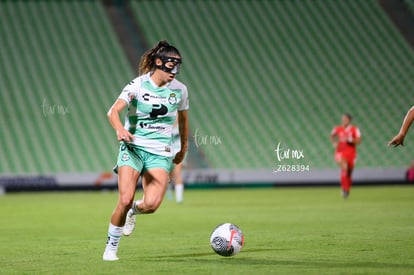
[139,121,166,130]
[149,104,168,119]
[142,93,166,102]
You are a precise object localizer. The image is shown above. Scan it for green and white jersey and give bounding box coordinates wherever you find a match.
[118,73,189,157]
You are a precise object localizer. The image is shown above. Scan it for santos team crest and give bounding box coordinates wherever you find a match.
[121,153,130,161]
[168,93,178,105]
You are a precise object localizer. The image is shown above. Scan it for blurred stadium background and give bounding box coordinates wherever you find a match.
[1,0,414,192]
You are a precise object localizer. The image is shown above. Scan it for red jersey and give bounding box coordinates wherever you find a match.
[331,125,361,155]
[407,168,414,181]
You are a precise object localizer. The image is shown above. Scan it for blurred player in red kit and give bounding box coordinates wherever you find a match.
[330,114,361,198]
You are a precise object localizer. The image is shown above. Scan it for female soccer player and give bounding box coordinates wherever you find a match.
[330,114,361,199]
[388,106,414,147]
[103,40,189,261]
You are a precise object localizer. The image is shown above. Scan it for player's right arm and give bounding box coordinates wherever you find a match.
[107,99,135,142]
[330,127,338,148]
[389,106,414,147]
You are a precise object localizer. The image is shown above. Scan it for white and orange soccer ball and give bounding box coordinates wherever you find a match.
[210,223,244,257]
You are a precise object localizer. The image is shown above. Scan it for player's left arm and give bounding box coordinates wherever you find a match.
[173,110,188,164]
[352,127,362,145]
[178,110,188,152]
[354,135,361,145]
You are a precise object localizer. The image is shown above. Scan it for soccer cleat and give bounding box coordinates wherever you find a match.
[103,250,119,261]
[123,209,136,236]
[342,190,349,199]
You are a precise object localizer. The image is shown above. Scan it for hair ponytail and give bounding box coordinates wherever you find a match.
[138,40,181,75]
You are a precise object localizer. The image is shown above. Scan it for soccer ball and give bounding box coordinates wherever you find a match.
[210,223,244,257]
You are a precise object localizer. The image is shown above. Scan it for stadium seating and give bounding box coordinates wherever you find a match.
[0,1,133,173]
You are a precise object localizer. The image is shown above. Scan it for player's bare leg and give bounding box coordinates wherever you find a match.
[104,166,140,261]
[113,166,140,225]
[137,168,169,213]
[123,168,169,238]
[124,168,168,238]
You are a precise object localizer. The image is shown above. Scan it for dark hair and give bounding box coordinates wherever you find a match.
[138,40,181,75]
[344,113,353,121]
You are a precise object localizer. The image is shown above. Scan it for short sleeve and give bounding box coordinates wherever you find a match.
[178,85,189,111]
[118,78,139,105]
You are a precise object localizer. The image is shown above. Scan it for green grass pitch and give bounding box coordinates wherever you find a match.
[1,186,414,274]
